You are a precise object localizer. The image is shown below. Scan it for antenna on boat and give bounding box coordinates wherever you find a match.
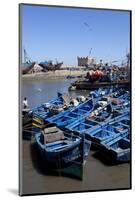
[23,48,33,66]
[55,58,58,64]
[89,48,92,57]
[126,51,130,80]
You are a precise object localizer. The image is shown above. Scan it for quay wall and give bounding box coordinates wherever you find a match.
[22,69,87,80]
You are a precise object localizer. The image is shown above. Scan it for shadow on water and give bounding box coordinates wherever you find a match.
[22,131,33,140]
[30,142,59,176]
[88,143,116,166]
[92,151,116,166]
[30,142,83,180]
[92,151,130,166]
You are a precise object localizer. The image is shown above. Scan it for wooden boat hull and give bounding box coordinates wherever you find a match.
[66,102,113,134]
[39,62,63,71]
[34,125,91,180]
[46,98,94,128]
[22,93,70,138]
[35,133,85,169]
[100,138,130,163]
[72,80,130,90]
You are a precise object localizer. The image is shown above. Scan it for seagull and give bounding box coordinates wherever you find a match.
[83,22,92,31]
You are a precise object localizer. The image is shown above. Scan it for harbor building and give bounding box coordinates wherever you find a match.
[77,56,96,67]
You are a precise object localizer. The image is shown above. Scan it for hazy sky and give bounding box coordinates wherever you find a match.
[21,5,130,65]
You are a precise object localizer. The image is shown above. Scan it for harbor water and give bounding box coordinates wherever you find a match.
[21,78,89,108]
[21,78,130,195]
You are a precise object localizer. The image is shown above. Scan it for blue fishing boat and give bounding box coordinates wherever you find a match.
[88,88,109,98]
[35,126,91,179]
[65,98,129,146]
[24,89,107,138]
[103,90,130,111]
[31,92,71,119]
[100,137,130,163]
[65,100,113,133]
[23,92,71,137]
[46,88,111,127]
[87,115,130,145]
[46,98,94,128]
[46,88,129,129]
[88,87,125,99]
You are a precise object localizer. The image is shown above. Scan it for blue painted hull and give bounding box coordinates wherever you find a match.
[100,138,130,163]
[87,115,130,144]
[30,92,71,119]
[46,98,94,127]
[35,132,91,169]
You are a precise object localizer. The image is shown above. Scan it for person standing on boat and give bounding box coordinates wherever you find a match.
[23,97,29,109]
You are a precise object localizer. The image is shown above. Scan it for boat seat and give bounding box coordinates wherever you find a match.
[63,140,73,144]
[49,106,64,113]
[116,147,124,153]
[44,126,58,134]
[44,131,64,144]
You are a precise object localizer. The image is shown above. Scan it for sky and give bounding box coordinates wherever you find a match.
[21,4,130,66]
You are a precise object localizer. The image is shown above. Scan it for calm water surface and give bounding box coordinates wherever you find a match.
[22,79,89,108]
[21,79,131,195]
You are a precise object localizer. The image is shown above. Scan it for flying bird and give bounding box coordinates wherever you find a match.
[83,22,92,31]
[84,22,89,27]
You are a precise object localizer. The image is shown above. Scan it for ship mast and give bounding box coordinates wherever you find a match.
[126,52,130,80]
[23,48,32,66]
